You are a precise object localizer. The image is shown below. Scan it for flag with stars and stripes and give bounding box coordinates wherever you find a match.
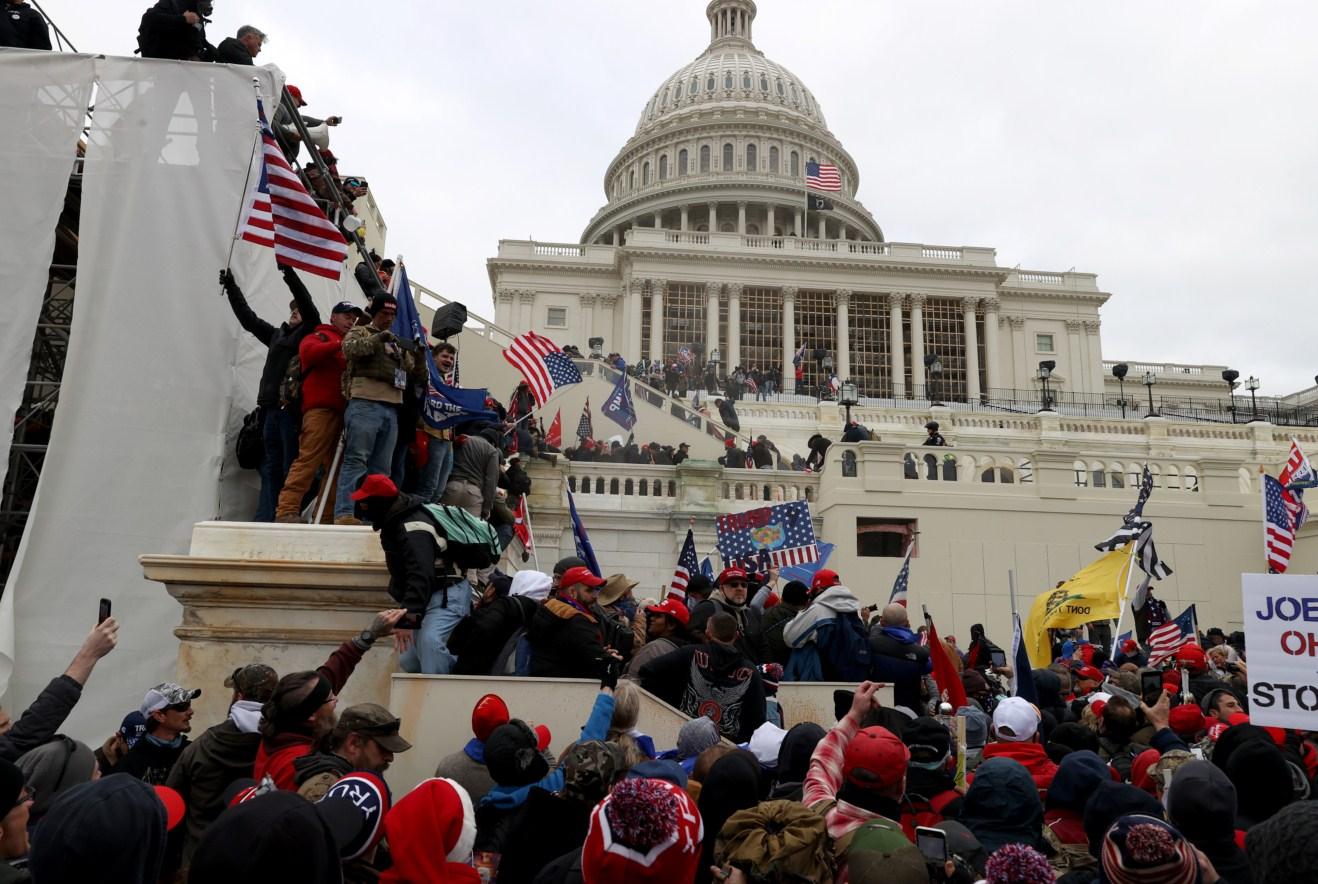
[888,549,911,607]
[1264,474,1297,573]
[1279,439,1313,532]
[716,500,818,568]
[238,98,347,279]
[805,161,842,192]
[1147,604,1198,666]
[575,399,593,442]
[502,331,582,408]
[668,529,699,603]
[1093,464,1172,605]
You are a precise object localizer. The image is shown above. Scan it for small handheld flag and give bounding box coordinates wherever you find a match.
[888,549,911,608]
[576,399,593,442]
[669,529,699,602]
[566,487,601,577]
[546,410,562,448]
[503,331,582,408]
[602,365,637,431]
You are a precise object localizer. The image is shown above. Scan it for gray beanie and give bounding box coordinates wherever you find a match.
[677,715,720,759]
[16,736,97,820]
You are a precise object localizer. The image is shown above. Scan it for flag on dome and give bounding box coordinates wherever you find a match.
[238,98,347,279]
[805,161,841,192]
[807,193,834,211]
[502,331,582,408]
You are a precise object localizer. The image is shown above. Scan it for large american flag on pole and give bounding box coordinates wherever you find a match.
[238,99,347,279]
[805,161,842,192]
[502,331,583,408]
[669,529,699,603]
[1264,474,1296,573]
[716,500,819,568]
[1147,604,1197,666]
[888,549,911,607]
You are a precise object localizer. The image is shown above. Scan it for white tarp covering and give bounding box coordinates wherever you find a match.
[0,55,355,737]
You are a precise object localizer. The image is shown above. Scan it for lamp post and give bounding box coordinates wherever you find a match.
[840,379,858,425]
[1221,369,1239,423]
[1143,371,1158,417]
[1246,375,1260,422]
[1112,362,1129,418]
[924,354,943,407]
[1037,360,1056,412]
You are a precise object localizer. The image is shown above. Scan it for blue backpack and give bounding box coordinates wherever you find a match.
[784,614,872,682]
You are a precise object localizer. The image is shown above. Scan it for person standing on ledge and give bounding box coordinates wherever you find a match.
[923,421,946,446]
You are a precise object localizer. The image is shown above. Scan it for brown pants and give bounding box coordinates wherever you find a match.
[276,408,343,521]
[440,479,484,518]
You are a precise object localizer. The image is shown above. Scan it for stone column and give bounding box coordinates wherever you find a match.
[600,293,619,353]
[982,296,1001,393]
[626,278,643,360]
[888,292,906,398]
[680,205,689,231]
[794,208,803,237]
[514,289,535,331]
[649,279,666,361]
[839,221,848,241]
[494,288,515,330]
[708,202,718,232]
[962,297,981,401]
[652,211,662,230]
[817,215,826,239]
[767,205,776,236]
[1065,319,1085,395]
[781,286,797,391]
[737,201,747,235]
[1084,320,1103,396]
[579,293,597,341]
[909,293,926,392]
[705,282,721,364]
[836,289,852,381]
[726,283,742,370]
[1009,316,1027,387]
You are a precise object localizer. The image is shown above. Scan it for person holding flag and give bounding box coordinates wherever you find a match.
[414,340,458,503]
[601,363,637,430]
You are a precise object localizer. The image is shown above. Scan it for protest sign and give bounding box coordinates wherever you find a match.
[1242,573,1318,730]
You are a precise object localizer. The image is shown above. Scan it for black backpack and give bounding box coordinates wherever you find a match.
[236,407,263,470]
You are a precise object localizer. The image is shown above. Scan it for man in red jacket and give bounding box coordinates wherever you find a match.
[275,300,363,523]
[979,696,1057,793]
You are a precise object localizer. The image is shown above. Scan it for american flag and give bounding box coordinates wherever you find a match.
[576,399,593,442]
[805,161,842,192]
[1264,474,1296,573]
[502,331,582,408]
[677,346,694,365]
[792,343,807,367]
[1279,439,1312,532]
[238,99,347,280]
[1147,603,1198,666]
[1094,464,1172,604]
[669,529,699,603]
[716,500,819,568]
[888,549,911,607]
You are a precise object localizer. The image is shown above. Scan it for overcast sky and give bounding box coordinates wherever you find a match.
[64,0,1317,394]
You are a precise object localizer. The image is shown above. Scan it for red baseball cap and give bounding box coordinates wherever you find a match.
[645,598,691,627]
[350,473,399,501]
[842,726,910,790]
[717,567,748,585]
[811,569,841,592]
[534,724,552,752]
[1168,705,1205,738]
[286,84,307,106]
[560,566,605,589]
[154,785,186,831]
[472,693,510,742]
[1074,665,1103,683]
[1174,644,1208,674]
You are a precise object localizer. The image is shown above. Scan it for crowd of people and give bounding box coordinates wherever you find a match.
[1,543,1307,883]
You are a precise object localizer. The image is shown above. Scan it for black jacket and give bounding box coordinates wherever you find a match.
[638,642,766,742]
[527,600,606,679]
[0,2,50,49]
[493,789,593,884]
[717,400,740,431]
[687,595,766,664]
[292,750,352,787]
[0,674,82,763]
[761,602,805,665]
[223,267,320,408]
[719,447,748,468]
[450,595,539,675]
[166,719,261,864]
[214,35,254,64]
[28,776,169,883]
[111,734,190,785]
[137,0,213,60]
[751,442,775,468]
[375,493,450,615]
[869,626,932,711]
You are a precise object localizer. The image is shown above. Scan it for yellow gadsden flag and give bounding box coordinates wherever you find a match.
[1024,547,1133,667]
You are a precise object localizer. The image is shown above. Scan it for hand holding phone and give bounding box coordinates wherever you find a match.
[915,826,948,863]
[98,598,112,625]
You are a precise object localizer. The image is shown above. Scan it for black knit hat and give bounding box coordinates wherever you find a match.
[1082,781,1163,858]
[1245,800,1318,884]
[484,720,549,787]
[781,581,809,606]
[902,717,951,767]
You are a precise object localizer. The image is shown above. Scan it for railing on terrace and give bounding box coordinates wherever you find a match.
[625,229,996,264]
[564,461,819,505]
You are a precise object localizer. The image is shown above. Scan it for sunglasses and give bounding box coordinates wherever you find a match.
[724,580,748,588]
[165,702,192,713]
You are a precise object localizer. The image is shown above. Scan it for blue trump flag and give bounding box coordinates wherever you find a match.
[566,487,601,577]
[779,542,834,586]
[699,557,715,581]
[1010,612,1038,703]
[601,363,637,430]
[390,263,498,431]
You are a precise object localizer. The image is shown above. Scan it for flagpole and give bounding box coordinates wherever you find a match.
[1109,541,1141,656]
[1007,569,1019,691]
[221,78,266,294]
[521,493,540,572]
[312,430,346,524]
[1259,464,1270,573]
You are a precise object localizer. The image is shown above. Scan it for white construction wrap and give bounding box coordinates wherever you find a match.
[0,56,363,738]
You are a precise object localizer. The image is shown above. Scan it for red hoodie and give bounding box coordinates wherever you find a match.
[978,740,1058,792]
[382,778,481,883]
[297,323,347,414]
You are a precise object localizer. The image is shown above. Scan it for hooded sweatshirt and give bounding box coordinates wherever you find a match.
[167,717,262,862]
[782,586,871,682]
[382,778,481,884]
[28,774,167,882]
[868,623,931,711]
[1044,749,1110,845]
[637,641,766,742]
[771,722,827,800]
[1167,760,1255,884]
[14,736,96,824]
[959,757,1048,855]
[979,739,1058,792]
[697,752,763,884]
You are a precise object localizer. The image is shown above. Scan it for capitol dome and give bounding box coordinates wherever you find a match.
[581,0,883,245]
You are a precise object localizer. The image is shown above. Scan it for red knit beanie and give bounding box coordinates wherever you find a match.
[581,778,703,883]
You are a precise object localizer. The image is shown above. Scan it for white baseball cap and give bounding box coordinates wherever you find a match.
[141,683,201,717]
[992,696,1041,742]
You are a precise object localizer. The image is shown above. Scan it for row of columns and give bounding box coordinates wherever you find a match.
[611,200,862,244]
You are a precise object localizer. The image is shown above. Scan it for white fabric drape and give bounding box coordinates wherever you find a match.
[0,52,98,693]
[0,57,300,735]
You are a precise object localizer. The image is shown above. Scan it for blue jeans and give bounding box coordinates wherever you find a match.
[256,406,300,522]
[334,399,398,518]
[415,437,454,503]
[398,578,472,674]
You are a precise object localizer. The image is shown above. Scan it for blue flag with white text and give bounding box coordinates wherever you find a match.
[566,487,601,577]
[602,364,637,430]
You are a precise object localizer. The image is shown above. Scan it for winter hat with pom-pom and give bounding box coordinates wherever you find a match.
[581,777,703,883]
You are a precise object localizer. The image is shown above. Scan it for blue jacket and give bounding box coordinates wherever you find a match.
[479,691,615,809]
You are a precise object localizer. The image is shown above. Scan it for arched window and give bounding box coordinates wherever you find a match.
[658,154,668,180]
[720,222,735,232]
[776,78,785,97]
[724,71,733,90]
[742,71,752,90]
[769,146,779,172]
[689,78,698,96]
[760,74,769,92]
[672,85,681,103]
[789,151,799,177]
[722,143,733,170]
[791,84,799,102]
[746,224,760,235]
[746,143,757,171]
[678,149,688,176]
[699,145,710,173]
[642,161,650,185]
[706,74,716,92]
